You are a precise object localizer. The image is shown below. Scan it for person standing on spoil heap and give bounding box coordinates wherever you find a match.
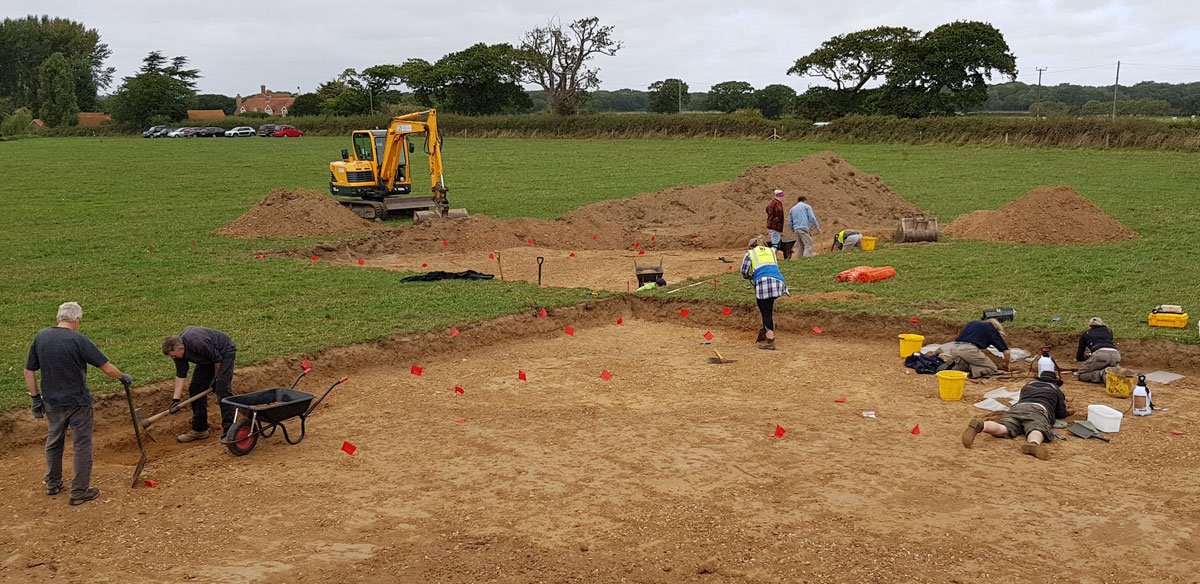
[788,195,820,258]
[765,189,786,250]
[962,370,1069,460]
[939,318,1011,378]
[741,236,789,350]
[1075,317,1120,383]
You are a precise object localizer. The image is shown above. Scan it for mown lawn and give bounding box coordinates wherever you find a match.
[1,136,1197,410]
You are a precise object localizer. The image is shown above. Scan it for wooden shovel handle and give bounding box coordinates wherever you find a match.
[142,388,213,428]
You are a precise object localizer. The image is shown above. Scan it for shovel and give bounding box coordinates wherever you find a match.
[1067,422,1110,442]
[121,378,149,488]
[706,349,736,364]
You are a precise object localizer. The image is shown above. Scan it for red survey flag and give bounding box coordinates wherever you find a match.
[568,251,576,257]
[910,425,921,436]
[442,240,448,247]
[638,250,646,255]
[518,370,527,381]
[254,254,265,260]
[600,370,613,381]
[634,242,641,249]
[301,358,312,372]
[450,326,459,337]
[616,317,624,325]
[564,326,575,336]
[1171,430,1184,436]
[538,308,547,318]
[310,255,319,262]
[143,480,158,488]
[910,316,919,323]
[489,253,495,260]
[454,386,464,394]
[421,263,428,268]
[834,396,846,403]
[357,258,365,266]
[703,331,714,341]
[812,327,823,334]
[651,235,656,241]
[341,441,357,455]
[592,234,598,240]
[455,417,466,423]
[773,424,786,439]
[680,308,689,318]
[527,238,535,245]
[410,365,423,376]
[722,307,732,316]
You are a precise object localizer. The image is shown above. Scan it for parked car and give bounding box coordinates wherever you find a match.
[152,127,177,138]
[195,127,227,137]
[272,125,303,138]
[224,126,256,137]
[143,125,167,138]
[166,127,193,138]
[257,124,278,137]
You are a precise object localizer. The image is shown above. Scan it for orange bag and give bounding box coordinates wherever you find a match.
[853,266,896,283]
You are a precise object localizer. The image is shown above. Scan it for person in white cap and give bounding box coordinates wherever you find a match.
[765,189,786,250]
[1075,316,1120,383]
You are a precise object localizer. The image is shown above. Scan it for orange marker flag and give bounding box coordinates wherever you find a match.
[568,252,576,257]
[638,250,645,255]
[910,424,921,436]
[527,238,535,245]
[143,480,159,488]
[773,424,786,439]
[421,263,428,268]
[651,235,656,241]
[410,365,423,376]
[255,254,265,260]
[834,396,847,403]
[488,252,495,260]
[616,317,624,325]
[455,417,466,423]
[357,258,365,266]
[564,326,575,336]
[301,358,313,373]
[703,331,714,341]
[518,370,527,381]
[310,255,319,262]
[722,307,732,316]
[680,308,689,318]
[538,308,547,318]
[442,240,448,247]
[454,386,464,394]
[910,316,919,323]
[811,327,823,334]
[449,326,459,337]
[341,441,357,455]
[600,370,613,381]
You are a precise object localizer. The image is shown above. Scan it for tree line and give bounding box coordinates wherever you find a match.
[975,81,1200,116]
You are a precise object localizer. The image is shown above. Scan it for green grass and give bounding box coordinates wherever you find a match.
[2,136,1198,411]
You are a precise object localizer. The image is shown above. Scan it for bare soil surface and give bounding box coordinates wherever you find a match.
[2,299,1197,583]
[297,151,922,260]
[944,185,1139,244]
[215,189,374,239]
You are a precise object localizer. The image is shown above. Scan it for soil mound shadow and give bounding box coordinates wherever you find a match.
[216,189,374,239]
[944,186,1138,244]
[303,151,922,259]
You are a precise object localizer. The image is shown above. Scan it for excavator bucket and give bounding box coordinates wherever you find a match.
[894,215,939,243]
[413,208,469,225]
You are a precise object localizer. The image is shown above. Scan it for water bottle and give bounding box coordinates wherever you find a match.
[1132,375,1152,416]
[1036,347,1056,376]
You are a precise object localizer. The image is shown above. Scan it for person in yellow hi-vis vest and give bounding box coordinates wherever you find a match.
[740,236,790,350]
[832,229,862,252]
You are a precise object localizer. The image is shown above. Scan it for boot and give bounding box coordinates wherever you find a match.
[177,429,210,443]
[758,339,776,350]
[756,328,768,343]
[69,487,101,506]
[1021,443,1049,460]
[962,419,984,448]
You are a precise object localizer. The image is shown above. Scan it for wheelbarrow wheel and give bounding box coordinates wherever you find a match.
[224,419,258,456]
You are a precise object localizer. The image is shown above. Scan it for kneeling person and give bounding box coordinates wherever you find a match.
[962,370,1069,460]
[832,229,862,252]
[1075,316,1120,383]
[939,318,1011,378]
[162,327,237,443]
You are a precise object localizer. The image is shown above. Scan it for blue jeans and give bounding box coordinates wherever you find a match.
[768,230,782,248]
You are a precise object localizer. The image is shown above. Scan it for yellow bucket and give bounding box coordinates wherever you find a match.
[936,370,968,401]
[861,236,877,251]
[898,333,925,358]
[1105,367,1135,398]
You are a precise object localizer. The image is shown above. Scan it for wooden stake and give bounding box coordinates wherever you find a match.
[494,251,504,281]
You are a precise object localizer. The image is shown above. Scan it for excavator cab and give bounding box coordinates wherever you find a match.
[329,109,466,223]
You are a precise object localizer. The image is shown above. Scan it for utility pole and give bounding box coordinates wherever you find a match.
[1036,67,1047,87]
[1112,61,1121,118]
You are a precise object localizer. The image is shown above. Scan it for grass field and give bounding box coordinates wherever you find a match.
[2,136,1197,410]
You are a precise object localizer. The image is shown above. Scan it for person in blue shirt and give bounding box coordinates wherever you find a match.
[938,318,1012,378]
[787,196,820,258]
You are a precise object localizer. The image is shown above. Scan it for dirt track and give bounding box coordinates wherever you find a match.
[2,300,1198,583]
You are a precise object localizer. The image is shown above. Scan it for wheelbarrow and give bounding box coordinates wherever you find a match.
[219,367,348,456]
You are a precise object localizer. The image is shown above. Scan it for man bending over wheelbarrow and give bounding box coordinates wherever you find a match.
[161,327,237,443]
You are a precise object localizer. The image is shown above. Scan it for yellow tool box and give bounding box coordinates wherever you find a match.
[1148,312,1189,328]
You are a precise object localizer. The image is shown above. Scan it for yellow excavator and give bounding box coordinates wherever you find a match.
[328,109,467,223]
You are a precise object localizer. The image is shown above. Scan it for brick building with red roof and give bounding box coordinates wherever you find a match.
[235,85,296,117]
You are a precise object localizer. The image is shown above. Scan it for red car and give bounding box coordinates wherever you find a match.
[272,125,303,137]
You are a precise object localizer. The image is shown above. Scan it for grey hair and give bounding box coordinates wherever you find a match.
[56,302,83,323]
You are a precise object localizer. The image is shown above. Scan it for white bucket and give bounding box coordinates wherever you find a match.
[1087,404,1124,433]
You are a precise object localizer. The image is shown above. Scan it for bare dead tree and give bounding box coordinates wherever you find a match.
[519,17,622,115]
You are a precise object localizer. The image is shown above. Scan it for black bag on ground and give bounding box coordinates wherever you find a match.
[904,353,944,374]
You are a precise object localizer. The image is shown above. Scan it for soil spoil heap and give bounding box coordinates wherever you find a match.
[944,186,1138,244]
[216,189,373,239]
[304,151,921,258]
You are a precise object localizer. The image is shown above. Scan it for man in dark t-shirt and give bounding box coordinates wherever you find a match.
[961,370,1070,460]
[161,326,237,443]
[24,302,131,505]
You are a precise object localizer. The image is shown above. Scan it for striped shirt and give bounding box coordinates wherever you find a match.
[741,251,790,300]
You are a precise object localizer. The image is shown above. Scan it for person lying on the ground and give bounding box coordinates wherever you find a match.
[741,236,789,350]
[162,326,237,444]
[938,318,1011,378]
[1075,316,1120,383]
[831,229,862,251]
[962,370,1069,460]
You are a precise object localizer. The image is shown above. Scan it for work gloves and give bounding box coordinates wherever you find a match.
[31,395,45,419]
[120,373,134,385]
[169,399,181,414]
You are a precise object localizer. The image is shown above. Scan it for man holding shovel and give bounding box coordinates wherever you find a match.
[162,326,237,443]
[25,302,132,505]
[961,370,1069,460]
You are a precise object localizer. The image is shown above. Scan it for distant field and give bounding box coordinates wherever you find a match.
[1,136,1197,410]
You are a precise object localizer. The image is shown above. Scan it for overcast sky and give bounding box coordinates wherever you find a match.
[15,0,1200,95]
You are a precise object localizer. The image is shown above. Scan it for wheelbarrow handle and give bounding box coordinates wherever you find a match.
[304,376,348,417]
[289,367,310,390]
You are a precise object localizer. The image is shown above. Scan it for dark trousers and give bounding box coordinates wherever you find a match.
[44,404,94,498]
[190,355,236,434]
[757,296,776,333]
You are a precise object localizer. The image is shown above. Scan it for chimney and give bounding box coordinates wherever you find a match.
[260,84,267,96]
[235,94,242,111]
